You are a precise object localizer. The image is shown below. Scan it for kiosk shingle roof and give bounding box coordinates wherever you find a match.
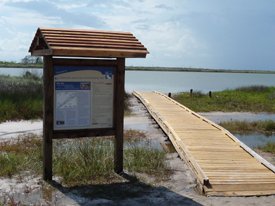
[29,28,149,58]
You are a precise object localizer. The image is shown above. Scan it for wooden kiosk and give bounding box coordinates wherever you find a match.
[29,28,148,180]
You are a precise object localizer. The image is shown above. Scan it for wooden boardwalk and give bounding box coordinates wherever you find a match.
[134,91,275,196]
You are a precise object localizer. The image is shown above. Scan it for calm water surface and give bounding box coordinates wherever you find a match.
[236,133,275,148]
[126,70,275,92]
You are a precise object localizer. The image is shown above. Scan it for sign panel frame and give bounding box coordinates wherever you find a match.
[53,64,115,131]
[42,57,125,181]
[51,58,118,139]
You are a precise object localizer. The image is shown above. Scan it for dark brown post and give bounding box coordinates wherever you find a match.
[209,91,212,98]
[43,56,54,181]
[114,58,125,173]
[168,92,171,97]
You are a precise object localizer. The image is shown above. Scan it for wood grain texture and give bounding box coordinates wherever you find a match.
[134,91,275,196]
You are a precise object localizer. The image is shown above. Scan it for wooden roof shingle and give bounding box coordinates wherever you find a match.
[29,28,149,58]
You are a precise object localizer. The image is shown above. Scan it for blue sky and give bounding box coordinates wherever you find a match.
[0,0,274,70]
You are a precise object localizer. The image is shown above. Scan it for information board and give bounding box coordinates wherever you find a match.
[54,66,114,130]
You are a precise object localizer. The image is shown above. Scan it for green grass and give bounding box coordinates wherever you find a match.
[258,142,275,154]
[219,120,275,134]
[124,140,166,175]
[53,138,115,184]
[0,136,42,177]
[0,130,168,186]
[173,86,275,112]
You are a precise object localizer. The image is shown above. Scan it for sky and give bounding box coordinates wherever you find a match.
[0,0,275,70]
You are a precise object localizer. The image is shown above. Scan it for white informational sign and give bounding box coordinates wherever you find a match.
[54,66,114,130]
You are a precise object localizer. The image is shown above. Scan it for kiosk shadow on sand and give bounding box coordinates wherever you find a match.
[48,172,202,206]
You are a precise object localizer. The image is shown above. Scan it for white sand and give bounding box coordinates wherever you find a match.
[0,120,42,140]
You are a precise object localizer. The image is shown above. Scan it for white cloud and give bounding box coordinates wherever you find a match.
[0,0,35,3]
[0,4,63,61]
[0,31,30,60]
[54,2,88,11]
[97,1,202,66]
[141,22,200,56]
[0,4,63,27]
[1,12,62,27]
[0,0,36,4]
[0,0,203,65]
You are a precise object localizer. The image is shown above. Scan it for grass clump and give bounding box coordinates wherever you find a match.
[0,153,23,177]
[173,86,275,112]
[258,142,275,154]
[124,140,166,175]
[0,130,168,185]
[0,136,42,177]
[219,120,275,134]
[53,138,115,184]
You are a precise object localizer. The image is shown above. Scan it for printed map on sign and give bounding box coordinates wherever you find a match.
[55,82,91,129]
[54,66,114,130]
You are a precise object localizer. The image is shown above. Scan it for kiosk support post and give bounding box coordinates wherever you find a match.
[43,56,54,181]
[114,58,125,174]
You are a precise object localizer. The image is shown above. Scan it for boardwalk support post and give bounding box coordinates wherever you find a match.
[190,89,193,97]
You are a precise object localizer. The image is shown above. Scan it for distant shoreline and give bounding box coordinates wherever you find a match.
[126,66,275,74]
[0,63,42,68]
[1,63,275,74]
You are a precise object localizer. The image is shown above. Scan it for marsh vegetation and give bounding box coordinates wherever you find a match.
[173,86,275,112]
[219,120,275,135]
[258,142,275,154]
[0,74,43,122]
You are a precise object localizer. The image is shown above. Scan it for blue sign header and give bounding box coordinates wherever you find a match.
[55,82,91,90]
[54,65,114,76]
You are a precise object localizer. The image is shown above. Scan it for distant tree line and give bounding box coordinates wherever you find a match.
[0,55,43,68]
[21,55,43,64]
